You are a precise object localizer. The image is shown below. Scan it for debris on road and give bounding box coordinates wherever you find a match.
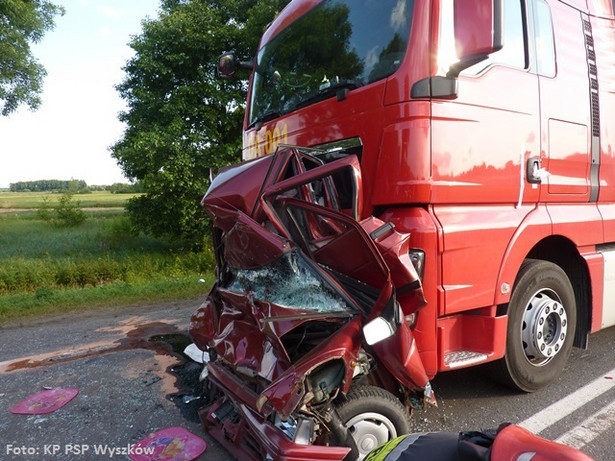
[10,388,78,415]
[129,426,206,461]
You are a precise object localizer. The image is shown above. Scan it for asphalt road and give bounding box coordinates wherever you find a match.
[0,300,230,461]
[417,326,615,461]
[0,300,612,460]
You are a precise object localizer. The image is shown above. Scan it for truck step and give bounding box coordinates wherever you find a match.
[444,351,488,369]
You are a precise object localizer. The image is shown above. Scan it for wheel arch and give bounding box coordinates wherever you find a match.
[498,235,591,349]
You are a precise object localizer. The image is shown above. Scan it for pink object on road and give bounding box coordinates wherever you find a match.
[129,426,207,461]
[10,388,79,415]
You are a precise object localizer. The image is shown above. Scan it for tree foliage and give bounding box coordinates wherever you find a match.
[106,182,144,194]
[0,0,64,116]
[10,179,88,193]
[112,0,290,247]
[54,189,87,226]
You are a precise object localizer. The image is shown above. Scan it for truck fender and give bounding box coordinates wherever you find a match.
[494,205,552,306]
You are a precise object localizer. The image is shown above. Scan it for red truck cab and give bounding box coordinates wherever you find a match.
[231,0,615,391]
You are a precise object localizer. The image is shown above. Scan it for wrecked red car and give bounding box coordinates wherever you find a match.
[190,146,432,460]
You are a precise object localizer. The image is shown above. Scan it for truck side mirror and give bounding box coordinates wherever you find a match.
[216,51,253,79]
[216,51,240,79]
[411,0,503,99]
[450,0,503,76]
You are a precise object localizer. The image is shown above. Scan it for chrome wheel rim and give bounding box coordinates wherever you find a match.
[521,288,568,366]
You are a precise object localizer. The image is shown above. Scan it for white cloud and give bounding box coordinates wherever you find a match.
[0,64,129,187]
[0,0,159,187]
[99,5,121,20]
[391,0,407,32]
[365,46,380,72]
[100,26,113,37]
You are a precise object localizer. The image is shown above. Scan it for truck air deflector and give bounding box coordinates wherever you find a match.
[582,13,600,202]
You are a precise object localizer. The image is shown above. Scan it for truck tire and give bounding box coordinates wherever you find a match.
[335,385,411,460]
[496,259,576,392]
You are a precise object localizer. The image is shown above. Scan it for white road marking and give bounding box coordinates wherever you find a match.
[519,368,615,434]
[555,399,615,449]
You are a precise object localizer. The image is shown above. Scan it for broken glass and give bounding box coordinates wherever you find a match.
[227,249,353,314]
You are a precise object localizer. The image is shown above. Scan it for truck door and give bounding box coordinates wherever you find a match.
[430,0,541,316]
[431,0,540,207]
[534,0,594,202]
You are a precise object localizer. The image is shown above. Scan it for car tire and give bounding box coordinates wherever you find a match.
[335,385,411,460]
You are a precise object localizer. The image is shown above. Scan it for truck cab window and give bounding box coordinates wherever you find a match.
[462,0,528,75]
[534,0,556,77]
[248,0,414,127]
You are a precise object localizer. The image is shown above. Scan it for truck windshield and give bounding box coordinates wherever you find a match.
[249,0,414,127]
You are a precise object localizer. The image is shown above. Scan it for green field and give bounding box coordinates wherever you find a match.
[0,201,214,320]
[0,190,138,209]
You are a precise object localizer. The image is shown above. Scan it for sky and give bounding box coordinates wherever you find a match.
[0,0,161,188]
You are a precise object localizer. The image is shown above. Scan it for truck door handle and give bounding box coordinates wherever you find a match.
[527,157,546,184]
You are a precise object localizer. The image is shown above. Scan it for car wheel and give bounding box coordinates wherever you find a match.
[335,385,411,460]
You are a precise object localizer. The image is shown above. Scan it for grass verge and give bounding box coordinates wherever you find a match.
[0,191,138,209]
[0,209,214,321]
[0,275,215,322]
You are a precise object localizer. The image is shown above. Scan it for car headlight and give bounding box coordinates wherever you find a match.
[363,317,396,345]
[363,296,400,345]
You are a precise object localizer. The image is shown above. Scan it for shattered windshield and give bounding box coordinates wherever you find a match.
[227,249,354,314]
[249,0,414,126]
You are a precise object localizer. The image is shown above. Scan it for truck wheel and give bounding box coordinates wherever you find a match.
[335,385,411,460]
[497,259,576,392]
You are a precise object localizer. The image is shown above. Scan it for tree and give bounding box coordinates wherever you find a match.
[112,0,290,247]
[37,187,87,227]
[54,188,86,227]
[10,179,87,192]
[0,0,64,116]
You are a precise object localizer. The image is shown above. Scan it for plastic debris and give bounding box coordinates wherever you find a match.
[183,343,209,364]
[182,395,201,405]
[199,366,208,382]
[10,388,78,415]
[129,426,206,461]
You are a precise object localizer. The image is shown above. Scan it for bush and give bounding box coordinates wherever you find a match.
[37,195,54,222]
[37,190,87,227]
[55,190,86,226]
